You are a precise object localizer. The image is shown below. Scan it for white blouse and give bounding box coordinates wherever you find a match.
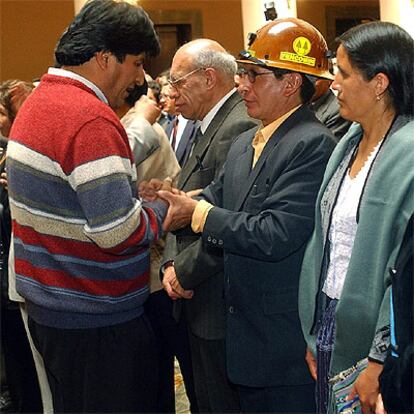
[323,140,383,299]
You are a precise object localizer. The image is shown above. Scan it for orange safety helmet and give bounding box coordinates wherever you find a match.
[237,18,333,81]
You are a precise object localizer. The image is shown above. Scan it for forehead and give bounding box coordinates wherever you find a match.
[336,45,352,67]
[123,53,145,62]
[171,51,193,74]
[238,62,267,71]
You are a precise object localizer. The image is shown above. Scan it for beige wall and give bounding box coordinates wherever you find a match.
[380,0,414,38]
[139,0,245,57]
[0,0,74,82]
[297,0,379,37]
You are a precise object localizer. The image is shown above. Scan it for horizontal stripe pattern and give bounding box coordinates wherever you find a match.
[14,237,149,280]
[7,74,164,328]
[15,259,149,297]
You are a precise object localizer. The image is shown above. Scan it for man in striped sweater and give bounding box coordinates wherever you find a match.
[6,1,167,412]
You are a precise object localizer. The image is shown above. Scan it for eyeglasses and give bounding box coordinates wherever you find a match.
[236,67,274,84]
[168,67,204,88]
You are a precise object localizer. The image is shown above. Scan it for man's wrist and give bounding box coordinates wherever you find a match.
[160,260,174,275]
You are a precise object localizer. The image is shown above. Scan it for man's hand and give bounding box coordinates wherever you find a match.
[348,360,383,414]
[186,188,203,198]
[10,82,32,114]
[305,347,317,380]
[133,95,161,125]
[158,190,198,232]
[375,394,387,414]
[139,178,173,202]
[0,171,8,191]
[163,265,193,300]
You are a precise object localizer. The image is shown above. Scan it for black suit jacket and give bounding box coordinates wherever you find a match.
[201,105,336,386]
[163,91,257,340]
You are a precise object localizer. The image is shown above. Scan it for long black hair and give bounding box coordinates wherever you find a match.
[338,21,414,116]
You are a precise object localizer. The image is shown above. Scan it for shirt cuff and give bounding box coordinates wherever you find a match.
[368,326,390,364]
[191,200,214,233]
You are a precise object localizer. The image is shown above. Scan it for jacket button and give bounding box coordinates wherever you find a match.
[218,240,223,245]
[212,238,217,244]
[229,306,234,314]
[207,236,212,242]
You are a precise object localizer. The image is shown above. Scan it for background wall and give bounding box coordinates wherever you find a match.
[139,0,244,58]
[1,0,244,82]
[0,0,74,82]
[297,0,379,49]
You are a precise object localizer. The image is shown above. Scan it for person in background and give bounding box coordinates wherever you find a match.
[299,21,414,414]
[0,80,43,413]
[6,0,170,412]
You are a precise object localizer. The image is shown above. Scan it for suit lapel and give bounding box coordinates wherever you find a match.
[179,91,243,189]
[233,105,309,211]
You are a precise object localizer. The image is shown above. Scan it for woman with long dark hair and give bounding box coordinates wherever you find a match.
[299,21,414,414]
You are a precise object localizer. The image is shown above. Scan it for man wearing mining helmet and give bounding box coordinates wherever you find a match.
[158,18,336,412]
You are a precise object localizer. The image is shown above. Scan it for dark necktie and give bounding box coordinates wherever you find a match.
[188,126,203,158]
[170,117,179,151]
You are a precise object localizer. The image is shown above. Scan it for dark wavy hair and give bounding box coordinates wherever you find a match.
[55,0,160,66]
[0,80,34,123]
[338,21,414,116]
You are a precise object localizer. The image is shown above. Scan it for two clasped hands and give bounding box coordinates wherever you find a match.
[138,178,202,301]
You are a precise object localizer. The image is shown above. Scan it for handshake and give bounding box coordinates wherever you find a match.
[138,178,201,232]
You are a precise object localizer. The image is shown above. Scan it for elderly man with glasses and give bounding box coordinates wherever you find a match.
[159,38,256,413]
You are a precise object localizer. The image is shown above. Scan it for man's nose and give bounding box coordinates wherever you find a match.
[135,66,145,85]
[237,77,250,96]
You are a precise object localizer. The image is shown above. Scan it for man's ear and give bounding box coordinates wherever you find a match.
[284,72,303,97]
[96,51,111,70]
[204,68,218,90]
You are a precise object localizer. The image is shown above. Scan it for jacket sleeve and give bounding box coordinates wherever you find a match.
[203,134,334,262]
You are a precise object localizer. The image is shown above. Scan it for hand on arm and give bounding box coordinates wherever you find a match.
[158,190,198,232]
[139,178,174,203]
[186,188,203,198]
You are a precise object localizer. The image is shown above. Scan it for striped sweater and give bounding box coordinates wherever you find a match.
[7,74,166,328]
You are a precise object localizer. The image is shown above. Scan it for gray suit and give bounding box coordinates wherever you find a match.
[163,90,256,412]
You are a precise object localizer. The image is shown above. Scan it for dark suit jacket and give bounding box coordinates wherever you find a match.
[201,105,336,387]
[162,91,257,340]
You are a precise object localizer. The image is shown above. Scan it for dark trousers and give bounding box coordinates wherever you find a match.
[1,307,42,413]
[28,314,158,413]
[238,382,316,413]
[189,330,240,413]
[145,289,198,413]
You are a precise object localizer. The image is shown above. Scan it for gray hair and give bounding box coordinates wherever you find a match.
[193,49,237,78]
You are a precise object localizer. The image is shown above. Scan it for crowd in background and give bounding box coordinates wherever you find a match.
[0,0,413,413]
